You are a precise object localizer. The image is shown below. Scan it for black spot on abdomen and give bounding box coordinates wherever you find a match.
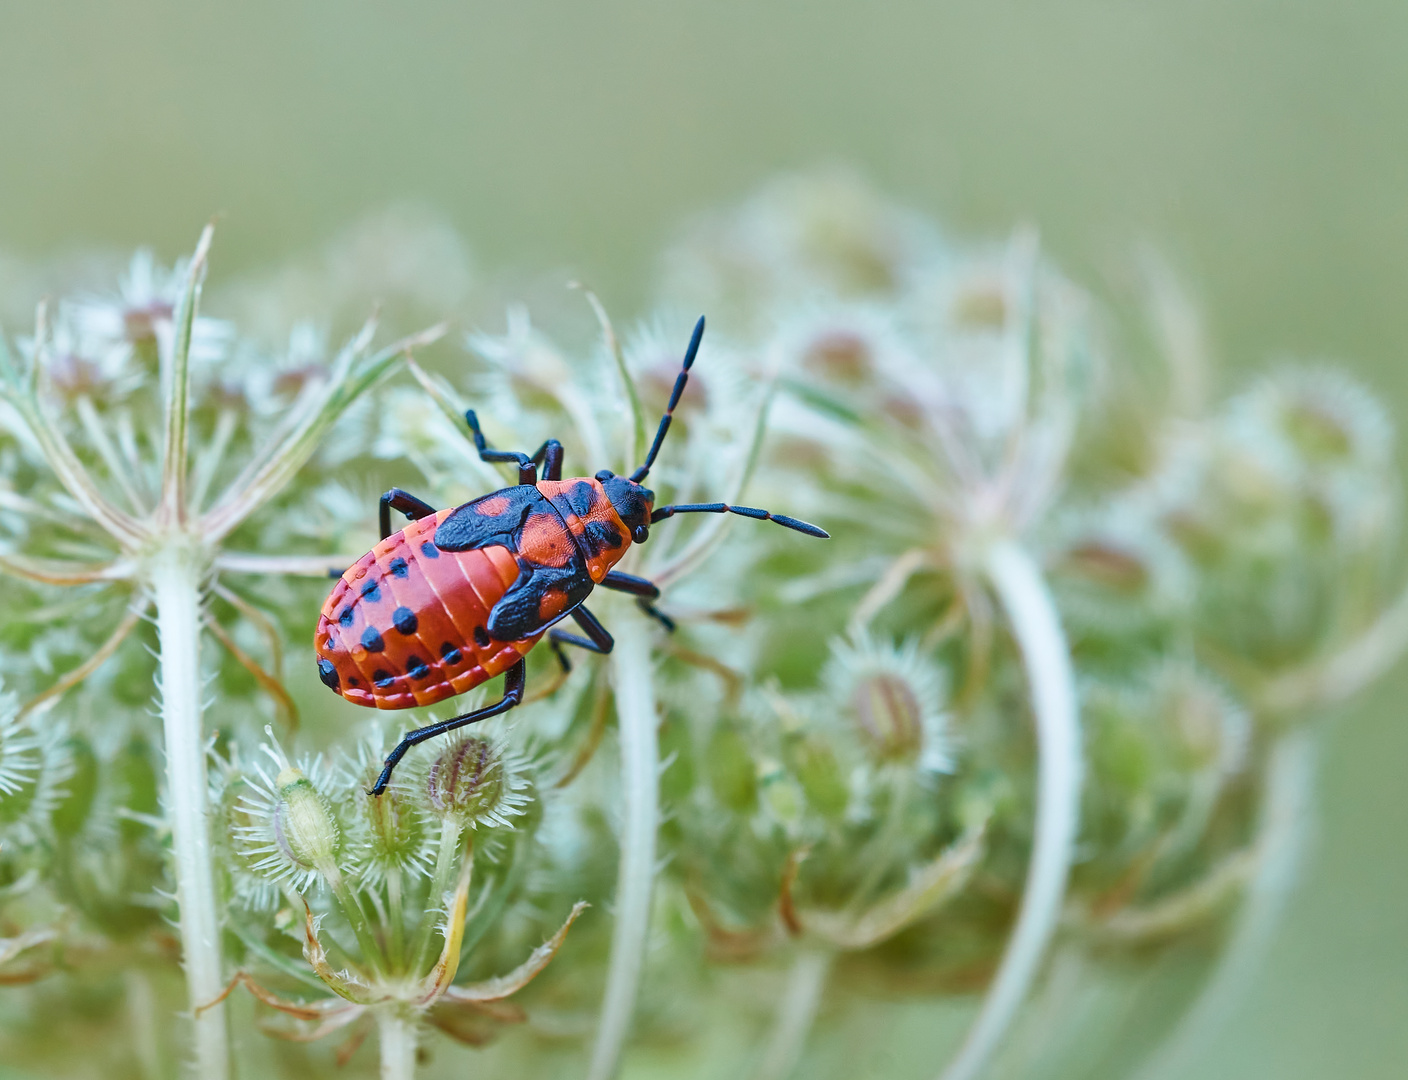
[389,557,409,577]
[360,579,381,602]
[406,656,430,680]
[361,627,385,652]
[421,540,440,558]
[440,641,463,665]
[373,669,396,688]
[339,607,354,627]
[393,606,419,635]
[473,626,490,648]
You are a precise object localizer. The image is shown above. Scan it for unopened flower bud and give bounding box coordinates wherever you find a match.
[357,779,429,881]
[825,636,952,775]
[273,767,342,872]
[427,736,526,829]
[852,672,924,763]
[788,735,849,820]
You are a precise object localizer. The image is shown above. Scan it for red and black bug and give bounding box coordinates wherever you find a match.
[314,317,827,794]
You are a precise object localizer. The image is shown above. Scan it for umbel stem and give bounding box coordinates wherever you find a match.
[376,1009,419,1080]
[152,544,229,1079]
[939,539,1082,1080]
[587,618,660,1080]
[755,949,834,1080]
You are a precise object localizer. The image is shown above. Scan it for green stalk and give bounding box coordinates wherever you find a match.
[754,949,833,1080]
[414,819,465,973]
[326,868,388,978]
[375,1008,419,1080]
[387,868,406,969]
[151,544,229,1080]
[938,539,1082,1080]
[587,618,659,1080]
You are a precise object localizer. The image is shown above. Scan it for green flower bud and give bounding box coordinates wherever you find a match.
[355,780,430,883]
[229,738,346,895]
[851,672,924,763]
[788,735,849,820]
[273,767,342,872]
[426,735,529,829]
[825,636,953,775]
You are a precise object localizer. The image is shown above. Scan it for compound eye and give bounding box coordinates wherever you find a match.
[632,525,650,544]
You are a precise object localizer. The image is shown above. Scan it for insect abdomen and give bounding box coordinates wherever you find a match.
[314,510,536,710]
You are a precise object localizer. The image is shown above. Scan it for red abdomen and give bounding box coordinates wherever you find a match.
[314,510,537,709]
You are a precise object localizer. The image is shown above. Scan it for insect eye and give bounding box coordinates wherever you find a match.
[632,525,650,544]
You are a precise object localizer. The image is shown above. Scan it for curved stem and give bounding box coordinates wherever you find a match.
[587,618,659,1080]
[21,597,146,716]
[376,1009,418,1080]
[152,546,229,1079]
[754,948,833,1080]
[1131,729,1316,1080]
[1260,578,1408,713]
[938,539,1081,1080]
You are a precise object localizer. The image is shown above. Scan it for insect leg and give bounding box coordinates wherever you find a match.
[379,488,437,540]
[547,605,615,656]
[465,410,538,486]
[530,439,566,481]
[599,570,675,632]
[371,659,527,796]
[600,570,658,598]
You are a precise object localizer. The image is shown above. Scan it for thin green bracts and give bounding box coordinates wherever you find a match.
[158,224,212,525]
[202,323,445,541]
[655,376,778,586]
[583,289,648,469]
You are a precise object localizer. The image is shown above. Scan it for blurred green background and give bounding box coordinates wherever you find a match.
[1,2,1405,1076]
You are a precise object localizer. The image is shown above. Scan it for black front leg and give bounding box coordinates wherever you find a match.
[600,571,676,632]
[547,605,615,673]
[371,659,527,796]
[380,488,437,540]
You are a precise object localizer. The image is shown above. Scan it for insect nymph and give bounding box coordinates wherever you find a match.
[314,317,828,794]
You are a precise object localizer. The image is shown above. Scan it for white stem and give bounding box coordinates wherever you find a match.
[1131,729,1316,1080]
[939,540,1082,1080]
[123,968,163,1080]
[152,546,229,1080]
[587,619,659,1080]
[376,1009,418,1080]
[755,949,833,1080]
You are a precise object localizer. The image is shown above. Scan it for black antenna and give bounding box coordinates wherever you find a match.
[630,315,706,483]
[650,502,829,539]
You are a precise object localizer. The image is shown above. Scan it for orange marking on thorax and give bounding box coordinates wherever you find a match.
[537,477,634,582]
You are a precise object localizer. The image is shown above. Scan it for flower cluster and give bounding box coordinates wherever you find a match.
[0,178,1401,1080]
